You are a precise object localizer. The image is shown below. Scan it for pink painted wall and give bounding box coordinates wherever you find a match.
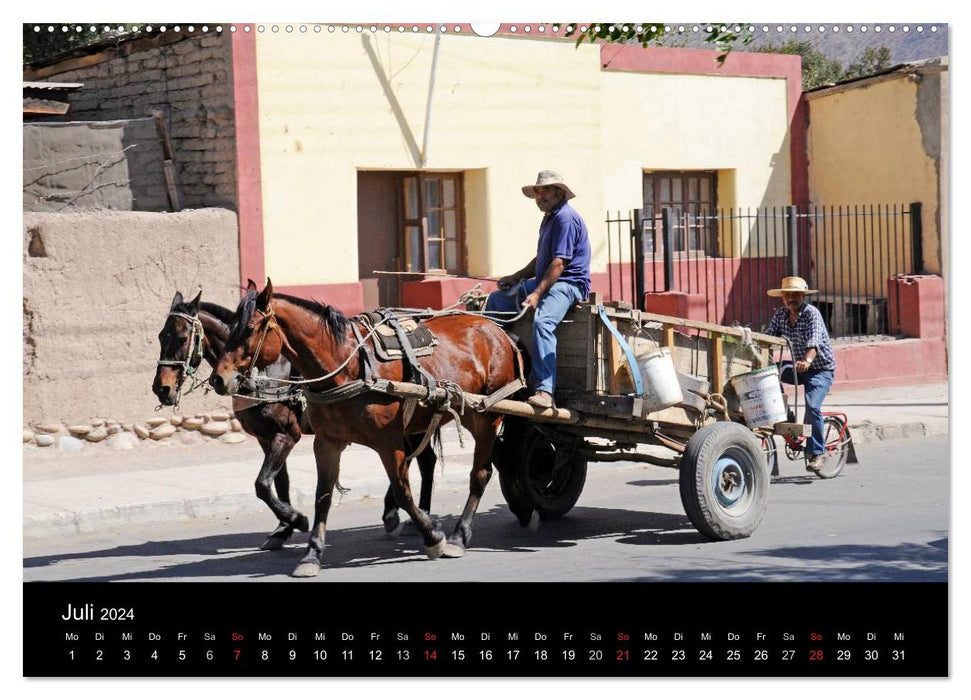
[231,27,266,294]
[606,257,790,326]
[831,338,947,391]
[887,275,946,339]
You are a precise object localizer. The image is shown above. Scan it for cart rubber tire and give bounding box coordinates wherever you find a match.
[762,435,780,477]
[679,421,769,541]
[492,418,537,526]
[807,415,849,479]
[519,426,588,520]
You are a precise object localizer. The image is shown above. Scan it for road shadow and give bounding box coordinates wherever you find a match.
[23,503,702,581]
[621,534,949,582]
[625,479,679,487]
[770,475,818,485]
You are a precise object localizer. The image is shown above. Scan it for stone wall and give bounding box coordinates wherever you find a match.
[27,31,237,210]
[23,208,241,427]
[24,119,169,212]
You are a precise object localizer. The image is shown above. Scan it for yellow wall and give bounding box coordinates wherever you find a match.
[254,32,603,284]
[600,72,791,214]
[253,33,796,285]
[601,71,791,262]
[807,76,941,287]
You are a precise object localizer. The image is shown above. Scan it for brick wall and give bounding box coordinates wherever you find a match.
[27,31,237,210]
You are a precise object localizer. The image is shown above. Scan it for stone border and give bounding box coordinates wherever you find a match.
[23,411,247,452]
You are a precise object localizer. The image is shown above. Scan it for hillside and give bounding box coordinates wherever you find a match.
[655,23,948,65]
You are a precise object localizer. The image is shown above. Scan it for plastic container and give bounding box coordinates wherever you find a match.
[729,365,788,428]
[635,348,684,413]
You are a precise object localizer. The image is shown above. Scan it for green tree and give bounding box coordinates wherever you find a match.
[23,24,134,65]
[564,22,753,63]
[844,46,893,80]
[754,40,844,89]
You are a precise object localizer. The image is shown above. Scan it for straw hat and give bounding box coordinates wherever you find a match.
[521,170,576,200]
[767,276,818,297]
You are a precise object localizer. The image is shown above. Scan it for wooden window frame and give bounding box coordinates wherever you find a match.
[642,171,718,257]
[399,172,466,274]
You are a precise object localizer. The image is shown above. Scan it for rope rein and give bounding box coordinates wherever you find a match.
[225,293,530,446]
[236,301,529,393]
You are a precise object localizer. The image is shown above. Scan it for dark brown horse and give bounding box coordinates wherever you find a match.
[210,279,520,577]
[152,290,436,549]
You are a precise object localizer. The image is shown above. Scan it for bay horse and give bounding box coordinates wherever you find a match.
[152,290,436,549]
[210,279,520,577]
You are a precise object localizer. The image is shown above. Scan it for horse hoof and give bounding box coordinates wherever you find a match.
[527,510,541,531]
[260,535,288,551]
[293,515,310,532]
[425,537,447,560]
[383,512,402,535]
[442,543,466,558]
[291,562,321,578]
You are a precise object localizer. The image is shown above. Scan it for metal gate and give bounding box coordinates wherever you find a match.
[606,203,922,339]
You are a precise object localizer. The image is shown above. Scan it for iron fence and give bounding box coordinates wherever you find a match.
[606,203,921,338]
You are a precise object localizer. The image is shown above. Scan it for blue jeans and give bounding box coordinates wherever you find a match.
[780,363,835,458]
[485,279,585,394]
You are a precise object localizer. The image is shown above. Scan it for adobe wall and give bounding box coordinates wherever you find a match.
[26,31,238,210]
[23,209,241,426]
[806,69,943,277]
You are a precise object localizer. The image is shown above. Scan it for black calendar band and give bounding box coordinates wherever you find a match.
[24,581,947,677]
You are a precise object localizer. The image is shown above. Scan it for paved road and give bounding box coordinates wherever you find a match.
[23,436,947,583]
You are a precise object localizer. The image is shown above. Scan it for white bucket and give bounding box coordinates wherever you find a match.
[635,348,684,413]
[730,365,788,428]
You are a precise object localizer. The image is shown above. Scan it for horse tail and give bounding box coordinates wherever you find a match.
[433,426,444,469]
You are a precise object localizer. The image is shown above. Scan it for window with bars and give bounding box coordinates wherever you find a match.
[642,171,718,256]
[400,173,465,273]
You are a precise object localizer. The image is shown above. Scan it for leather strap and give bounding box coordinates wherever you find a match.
[597,304,644,397]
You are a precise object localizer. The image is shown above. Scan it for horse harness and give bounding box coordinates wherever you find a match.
[156,311,206,408]
[158,309,302,412]
[296,309,525,460]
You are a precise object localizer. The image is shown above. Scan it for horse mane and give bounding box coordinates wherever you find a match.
[274,293,350,340]
[199,301,234,325]
[227,290,351,346]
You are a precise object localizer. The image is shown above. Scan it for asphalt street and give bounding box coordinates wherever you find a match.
[23,435,948,583]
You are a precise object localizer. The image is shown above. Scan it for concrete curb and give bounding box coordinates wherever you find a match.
[23,419,947,539]
[849,420,949,445]
[23,460,478,540]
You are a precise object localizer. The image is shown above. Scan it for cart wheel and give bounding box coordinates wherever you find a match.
[679,422,769,540]
[761,435,780,477]
[519,426,587,520]
[492,418,536,526]
[807,415,849,479]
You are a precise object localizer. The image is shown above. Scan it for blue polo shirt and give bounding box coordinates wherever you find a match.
[535,201,592,298]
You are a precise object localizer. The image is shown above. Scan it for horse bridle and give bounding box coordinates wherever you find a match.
[248,306,295,380]
[156,311,206,406]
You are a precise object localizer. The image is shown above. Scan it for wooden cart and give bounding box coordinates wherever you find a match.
[380,296,806,540]
[481,294,807,541]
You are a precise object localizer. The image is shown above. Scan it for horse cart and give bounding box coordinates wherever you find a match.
[380,293,808,541]
[206,280,815,575]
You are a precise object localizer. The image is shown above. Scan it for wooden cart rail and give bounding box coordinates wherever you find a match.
[379,378,808,442]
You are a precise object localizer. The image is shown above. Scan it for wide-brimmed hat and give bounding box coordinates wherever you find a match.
[767,276,818,297]
[522,170,576,200]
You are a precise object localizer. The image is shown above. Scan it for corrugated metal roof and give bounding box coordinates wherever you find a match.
[23,81,83,90]
[804,56,947,97]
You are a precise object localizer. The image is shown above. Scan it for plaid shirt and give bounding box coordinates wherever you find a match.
[766,303,836,372]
